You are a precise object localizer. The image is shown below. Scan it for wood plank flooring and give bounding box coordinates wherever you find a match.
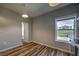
[0,42,73,56]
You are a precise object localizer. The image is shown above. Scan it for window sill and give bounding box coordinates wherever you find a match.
[55,39,75,46]
[55,40,69,43]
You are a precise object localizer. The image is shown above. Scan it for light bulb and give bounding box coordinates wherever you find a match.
[22,14,29,18]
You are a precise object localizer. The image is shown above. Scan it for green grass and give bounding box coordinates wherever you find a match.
[57,30,73,37]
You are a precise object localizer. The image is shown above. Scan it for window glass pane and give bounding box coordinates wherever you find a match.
[21,22,24,39]
[56,18,75,42]
[57,30,74,41]
[57,19,74,29]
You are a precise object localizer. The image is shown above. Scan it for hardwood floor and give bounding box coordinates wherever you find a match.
[0,42,73,56]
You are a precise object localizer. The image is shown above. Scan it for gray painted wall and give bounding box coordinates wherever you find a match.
[0,7,22,50]
[32,4,77,51]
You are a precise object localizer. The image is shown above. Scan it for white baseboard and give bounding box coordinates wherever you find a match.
[0,44,22,52]
[22,39,33,43]
[33,41,73,54]
[33,41,54,49]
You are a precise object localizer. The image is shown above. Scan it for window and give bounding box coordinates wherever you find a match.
[22,22,24,39]
[21,22,29,42]
[55,17,76,43]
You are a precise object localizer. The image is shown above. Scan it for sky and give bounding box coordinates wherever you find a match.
[57,19,74,29]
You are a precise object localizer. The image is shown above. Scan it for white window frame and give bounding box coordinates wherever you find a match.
[55,15,76,43]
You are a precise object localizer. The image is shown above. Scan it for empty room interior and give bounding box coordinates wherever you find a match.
[0,3,79,56]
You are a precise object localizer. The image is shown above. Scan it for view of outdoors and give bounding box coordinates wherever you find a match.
[56,18,75,42]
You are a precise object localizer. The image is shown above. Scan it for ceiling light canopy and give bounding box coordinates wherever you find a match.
[49,3,60,7]
[22,14,29,18]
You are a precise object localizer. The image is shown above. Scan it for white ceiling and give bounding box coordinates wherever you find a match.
[0,3,70,18]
